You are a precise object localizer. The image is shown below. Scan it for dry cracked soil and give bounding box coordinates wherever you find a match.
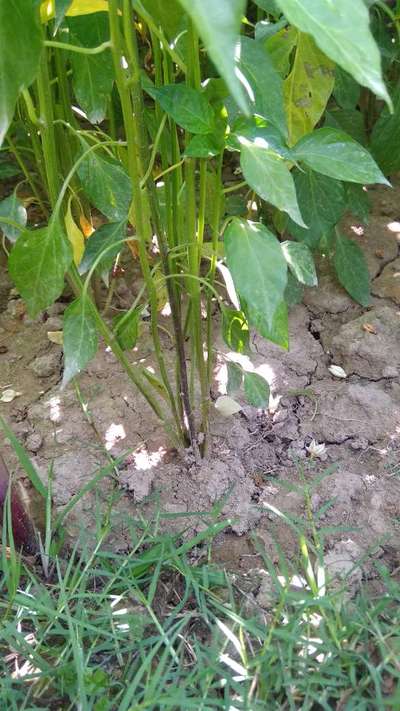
[1,179,400,599]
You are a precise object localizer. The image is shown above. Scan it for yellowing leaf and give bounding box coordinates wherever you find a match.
[79,214,94,238]
[65,197,85,266]
[284,33,335,146]
[41,0,108,22]
[47,330,64,345]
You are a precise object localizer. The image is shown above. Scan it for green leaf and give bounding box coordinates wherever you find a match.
[146,84,214,134]
[222,308,250,354]
[0,161,22,179]
[292,128,389,185]
[226,361,243,395]
[139,0,185,43]
[265,26,298,76]
[371,82,400,175]
[8,221,72,317]
[281,241,317,286]
[287,167,346,248]
[275,0,391,108]
[113,308,140,351]
[239,138,306,227]
[253,0,280,16]
[68,13,114,124]
[184,133,223,158]
[62,295,98,386]
[224,219,287,329]
[0,0,42,145]
[229,119,292,159]
[345,183,371,224]
[244,372,270,408]
[333,232,370,306]
[175,0,249,114]
[78,221,127,276]
[77,141,132,221]
[334,66,361,109]
[238,37,287,137]
[284,271,304,306]
[246,300,289,349]
[284,32,335,146]
[54,0,73,32]
[324,108,367,146]
[0,191,27,242]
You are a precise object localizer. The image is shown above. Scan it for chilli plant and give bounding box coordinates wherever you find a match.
[0,0,398,458]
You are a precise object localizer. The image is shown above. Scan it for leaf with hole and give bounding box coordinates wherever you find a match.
[9,222,72,317]
[77,140,132,221]
[333,232,370,306]
[281,241,317,286]
[274,0,391,108]
[222,308,250,354]
[244,372,270,408]
[284,32,335,146]
[146,84,214,134]
[175,0,248,114]
[292,128,389,185]
[62,295,98,386]
[0,0,42,145]
[265,25,298,76]
[239,138,306,227]
[224,219,287,329]
[0,191,27,243]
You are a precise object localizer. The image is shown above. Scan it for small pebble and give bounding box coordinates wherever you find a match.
[31,352,61,378]
[26,433,43,453]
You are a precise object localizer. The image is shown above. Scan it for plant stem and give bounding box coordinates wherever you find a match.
[6,137,48,218]
[36,49,60,206]
[109,0,187,445]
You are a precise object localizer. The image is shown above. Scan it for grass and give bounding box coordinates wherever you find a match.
[1,455,400,710]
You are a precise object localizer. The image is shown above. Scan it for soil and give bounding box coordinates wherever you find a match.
[1,179,400,596]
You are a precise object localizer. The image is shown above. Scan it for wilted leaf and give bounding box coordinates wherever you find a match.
[65,196,85,266]
[0,389,22,403]
[215,395,242,417]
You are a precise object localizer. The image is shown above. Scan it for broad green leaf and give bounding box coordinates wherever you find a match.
[113,309,140,351]
[324,109,367,146]
[333,233,370,306]
[230,119,292,159]
[238,37,287,137]
[0,0,42,145]
[239,138,306,227]
[185,133,223,158]
[281,241,317,286]
[265,26,298,76]
[77,141,132,221]
[371,83,400,175]
[146,84,214,134]
[244,372,270,408]
[224,219,287,328]
[226,361,243,395]
[0,191,27,242]
[64,196,84,266]
[62,295,98,386]
[284,33,335,146]
[246,300,289,349]
[253,0,280,16]
[68,13,114,124]
[222,308,250,354]
[255,18,287,42]
[292,128,389,185]
[0,161,22,179]
[345,183,371,224]
[287,167,346,248]
[284,271,304,306]
[334,66,361,109]
[175,0,249,114]
[78,221,127,275]
[139,0,184,42]
[275,0,391,108]
[54,0,73,31]
[8,222,72,317]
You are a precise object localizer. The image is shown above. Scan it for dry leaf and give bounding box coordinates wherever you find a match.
[47,330,63,345]
[362,323,377,334]
[79,214,94,238]
[328,365,347,379]
[0,389,22,403]
[375,249,384,259]
[215,395,242,417]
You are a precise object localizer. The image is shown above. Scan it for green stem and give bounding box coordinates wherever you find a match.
[109,0,185,444]
[6,137,48,218]
[44,40,112,54]
[36,49,60,206]
[132,0,187,73]
[206,153,224,387]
